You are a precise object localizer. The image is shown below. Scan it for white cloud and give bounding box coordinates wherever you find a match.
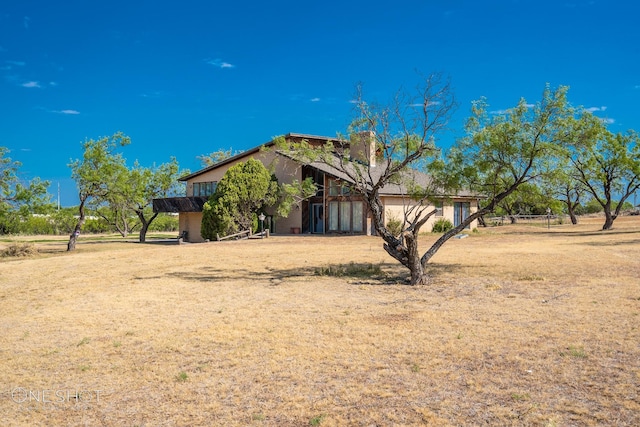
[53,109,80,115]
[600,118,615,124]
[586,106,607,113]
[49,82,58,87]
[21,81,41,88]
[23,16,30,30]
[206,58,235,69]
[410,101,441,108]
[6,60,26,67]
[140,91,163,98]
[310,97,321,102]
[490,104,534,115]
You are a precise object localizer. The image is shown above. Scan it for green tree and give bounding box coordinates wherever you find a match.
[201,158,278,239]
[125,158,184,242]
[94,167,136,237]
[562,114,640,230]
[0,147,50,233]
[67,132,130,251]
[425,85,574,282]
[494,182,561,223]
[542,155,585,225]
[197,148,238,167]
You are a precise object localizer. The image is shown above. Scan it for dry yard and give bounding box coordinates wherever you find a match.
[0,217,639,426]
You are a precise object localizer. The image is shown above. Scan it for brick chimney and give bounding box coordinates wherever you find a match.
[349,131,377,167]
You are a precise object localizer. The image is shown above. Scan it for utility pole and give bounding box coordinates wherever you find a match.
[57,182,60,211]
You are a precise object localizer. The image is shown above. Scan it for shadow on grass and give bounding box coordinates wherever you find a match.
[163,261,468,286]
[164,266,314,283]
[495,227,640,239]
[579,238,640,247]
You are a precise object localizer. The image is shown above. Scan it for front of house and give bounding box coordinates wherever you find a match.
[153,133,479,242]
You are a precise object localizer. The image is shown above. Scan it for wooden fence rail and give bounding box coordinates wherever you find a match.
[216,229,251,241]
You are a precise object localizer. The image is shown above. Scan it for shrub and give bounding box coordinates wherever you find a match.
[386,215,403,237]
[17,216,54,235]
[432,218,453,233]
[83,218,111,234]
[148,214,179,232]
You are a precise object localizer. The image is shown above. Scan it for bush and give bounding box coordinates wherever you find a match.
[148,214,179,232]
[432,218,453,233]
[17,216,54,235]
[83,218,111,234]
[386,215,403,237]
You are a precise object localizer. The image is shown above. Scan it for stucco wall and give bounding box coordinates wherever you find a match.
[179,212,204,242]
[382,196,478,232]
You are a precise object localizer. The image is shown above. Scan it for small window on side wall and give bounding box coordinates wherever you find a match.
[435,201,443,217]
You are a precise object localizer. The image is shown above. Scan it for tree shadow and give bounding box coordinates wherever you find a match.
[553,229,640,238]
[164,266,314,284]
[162,261,469,286]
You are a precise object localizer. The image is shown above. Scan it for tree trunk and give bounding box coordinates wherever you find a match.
[602,209,615,230]
[568,205,578,225]
[67,197,87,251]
[136,210,158,243]
[404,229,430,285]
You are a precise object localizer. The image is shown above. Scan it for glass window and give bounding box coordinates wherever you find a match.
[340,201,351,231]
[435,201,443,217]
[329,202,339,231]
[192,181,217,197]
[329,180,340,196]
[352,202,363,232]
[454,202,471,228]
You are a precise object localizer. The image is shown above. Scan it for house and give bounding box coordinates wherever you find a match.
[153,133,480,242]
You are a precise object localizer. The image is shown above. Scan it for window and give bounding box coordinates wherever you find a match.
[329,202,339,231]
[328,201,364,233]
[454,202,471,228]
[328,179,350,196]
[352,202,364,232]
[339,201,351,231]
[193,181,217,197]
[305,168,325,197]
[435,201,443,217]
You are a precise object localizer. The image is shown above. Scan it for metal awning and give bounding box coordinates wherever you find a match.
[152,197,208,213]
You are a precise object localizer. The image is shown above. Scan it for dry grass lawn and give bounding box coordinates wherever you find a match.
[0,217,639,426]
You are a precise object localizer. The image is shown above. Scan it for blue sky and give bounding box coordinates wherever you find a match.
[1,0,639,206]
